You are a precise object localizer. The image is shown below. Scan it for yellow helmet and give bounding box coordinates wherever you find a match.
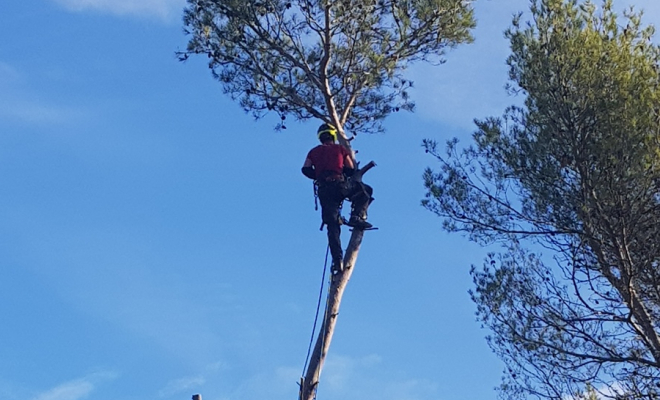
[317,123,337,142]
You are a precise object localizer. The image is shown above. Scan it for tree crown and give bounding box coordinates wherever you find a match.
[423,0,660,398]
[180,0,475,140]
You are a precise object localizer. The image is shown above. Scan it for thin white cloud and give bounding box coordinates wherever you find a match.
[31,372,117,400]
[158,376,206,398]
[0,378,27,400]
[323,353,382,390]
[156,361,230,398]
[0,100,88,126]
[69,264,226,365]
[405,0,525,131]
[409,0,660,132]
[313,353,439,400]
[154,356,436,400]
[51,0,186,20]
[0,61,91,126]
[32,380,93,400]
[0,61,22,85]
[236,367,299,400]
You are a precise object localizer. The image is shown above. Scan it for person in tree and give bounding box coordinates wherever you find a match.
[302,123,374,273]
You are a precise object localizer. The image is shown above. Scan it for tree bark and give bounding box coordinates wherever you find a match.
[301,229,365,400]
[300,161,374,400]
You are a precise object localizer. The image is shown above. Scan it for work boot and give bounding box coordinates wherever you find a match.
[331,258,344,275]
[346,215,372,229]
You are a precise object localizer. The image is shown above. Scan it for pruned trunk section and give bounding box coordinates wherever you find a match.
[353,161,375,183]
[300,161,375,400]
[301,229,364,400]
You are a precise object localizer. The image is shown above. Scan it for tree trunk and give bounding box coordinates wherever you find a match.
[300,228,365,400]
[300,161,374,400]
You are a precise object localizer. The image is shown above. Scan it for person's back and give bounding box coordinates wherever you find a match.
[306,143,348,181]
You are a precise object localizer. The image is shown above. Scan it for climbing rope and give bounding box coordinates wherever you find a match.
[301,187,348,399]
[301,245,330,377]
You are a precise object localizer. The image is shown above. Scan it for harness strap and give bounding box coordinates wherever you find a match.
[313,181,319,211]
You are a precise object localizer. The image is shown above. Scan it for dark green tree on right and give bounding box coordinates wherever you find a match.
[423,0,660,399]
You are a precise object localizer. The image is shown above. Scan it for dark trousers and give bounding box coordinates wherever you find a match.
[318,179,373,263]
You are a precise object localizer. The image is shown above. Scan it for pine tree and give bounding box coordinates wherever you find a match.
[424,1,660,399]
[180,1,475,399]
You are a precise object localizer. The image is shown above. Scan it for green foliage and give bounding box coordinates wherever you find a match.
[180,0,474,136]
[423,0,660,399]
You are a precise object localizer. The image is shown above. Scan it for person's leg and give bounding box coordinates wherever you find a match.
[325,222,343,272]
[318,184,344,271]
[347,182,373,228]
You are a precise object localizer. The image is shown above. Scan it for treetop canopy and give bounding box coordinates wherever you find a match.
[180,0,475,138]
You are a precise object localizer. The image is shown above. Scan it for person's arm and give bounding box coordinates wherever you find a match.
[302,158,316,180]
[343,154,355,176]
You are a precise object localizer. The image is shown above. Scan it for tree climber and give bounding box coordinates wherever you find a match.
[301,123,374,274]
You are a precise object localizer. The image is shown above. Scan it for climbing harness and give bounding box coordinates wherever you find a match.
[313,180,346,232]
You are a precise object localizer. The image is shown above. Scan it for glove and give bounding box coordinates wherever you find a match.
[342,166,355,177]
[302,166,316,180]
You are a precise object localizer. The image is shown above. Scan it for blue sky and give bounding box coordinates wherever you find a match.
[2,1,659,400]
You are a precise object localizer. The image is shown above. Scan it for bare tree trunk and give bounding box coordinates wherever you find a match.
[300,162,375,400]
[300,229,365,400]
